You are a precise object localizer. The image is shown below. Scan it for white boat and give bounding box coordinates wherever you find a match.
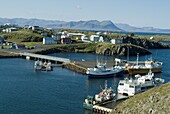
[34,60,43,70]
[118,70,164,96]
[42,61,53,71]
[86,62,124,78]
[46,61,53,71]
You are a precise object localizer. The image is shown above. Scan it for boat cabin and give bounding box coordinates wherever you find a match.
[118,79,141,96]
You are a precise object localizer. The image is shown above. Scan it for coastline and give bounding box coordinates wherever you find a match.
[0,52,20,58]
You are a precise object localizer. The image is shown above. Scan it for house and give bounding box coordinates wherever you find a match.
[43,37,56,45]
[31,26,43,30]
[81,35,88,41]
[96,32,102,35]
[99,36,110,42]
[41,32,48,37]
[61,35,72,44]
[90,35,100,42]
[5,27,18,33]
[11,44,26,49]
[111,38,123,44]
[150,36,154,40]
[81,35,91,43]
[56,32,62,41]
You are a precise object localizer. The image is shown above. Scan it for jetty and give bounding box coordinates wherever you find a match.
[92,94,129,114]
[19,52,70,63]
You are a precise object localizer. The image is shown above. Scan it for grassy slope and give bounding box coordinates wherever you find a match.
[0,30,43,43]
[111,82,170,114]
[133,35,170,41]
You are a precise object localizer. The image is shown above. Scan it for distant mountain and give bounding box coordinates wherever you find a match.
[0,18,121,32]
[115,23,170,33]
[1,17,170,33]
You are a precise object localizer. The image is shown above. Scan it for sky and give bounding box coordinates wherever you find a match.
[0,0,170,29]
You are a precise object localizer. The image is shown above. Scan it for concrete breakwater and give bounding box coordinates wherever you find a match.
[0,52,20,58]
[63,60,116,75]
[63,62,87,74]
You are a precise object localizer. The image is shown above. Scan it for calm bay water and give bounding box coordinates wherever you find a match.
[0,49,170,114]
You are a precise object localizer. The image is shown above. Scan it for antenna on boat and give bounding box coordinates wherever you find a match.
[96,56,99,65]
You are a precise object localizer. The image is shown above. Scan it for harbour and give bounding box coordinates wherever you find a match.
[0,49,169,114]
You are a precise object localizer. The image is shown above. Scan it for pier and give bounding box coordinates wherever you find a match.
[19,52,70,63]
[92,95,129,114]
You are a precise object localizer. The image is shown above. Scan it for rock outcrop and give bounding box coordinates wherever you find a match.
[123,36,170,49]
[111,82,170,114]
[96,43,151,56]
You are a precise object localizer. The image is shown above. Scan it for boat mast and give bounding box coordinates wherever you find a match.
[105,80,108,90]
[127,46,129,63]
[137,53,139,65]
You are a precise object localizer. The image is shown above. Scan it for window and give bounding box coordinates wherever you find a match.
[119,83,124,85]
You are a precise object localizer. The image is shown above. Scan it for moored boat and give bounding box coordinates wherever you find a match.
[126,54,162,75]
[117,70,164,96]
[42,61,53,71]
[94,81,116,102]
[34,60,43,70]
[83,81,116,110]
[86,62,124,78]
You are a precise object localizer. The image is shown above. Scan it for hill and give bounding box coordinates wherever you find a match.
[115,23,170,33]
[111,82,170,114]
[0,30,43,42]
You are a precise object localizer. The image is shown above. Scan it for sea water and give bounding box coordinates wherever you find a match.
[0,49,170,114]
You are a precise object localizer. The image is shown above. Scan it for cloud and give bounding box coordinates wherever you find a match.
[76,5,82,10]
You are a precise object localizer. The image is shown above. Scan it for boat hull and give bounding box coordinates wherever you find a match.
[87,70,123,78]
[127,68,162,75]
[83,103,93,110]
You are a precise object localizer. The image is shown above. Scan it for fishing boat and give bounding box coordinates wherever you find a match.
[86,62,124,78]
[83,81,116,110]
[126,54,162,75]
[42,61,53,71]
[46,61,53,71]
[94,81,116,102]
[117,70,164,96]
[34,60,43,70]
[83,95,95,110]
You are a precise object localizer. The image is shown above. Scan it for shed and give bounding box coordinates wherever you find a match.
[43,37,56,45]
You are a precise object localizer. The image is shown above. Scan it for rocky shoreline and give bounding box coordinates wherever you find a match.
[0,36,169,58]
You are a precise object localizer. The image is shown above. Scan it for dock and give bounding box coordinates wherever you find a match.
[19,52,70,63]
[92,95,129,114]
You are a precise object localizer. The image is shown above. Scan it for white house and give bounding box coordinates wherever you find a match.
[81,35,88,41]
[30,26,43,31]
[99,36,110,42]
[111,38,123,44]
[90,35,100,42]
[150,36,154,40]
[5,28,18,33]
[43,37,56,45]
[81,35,91,43]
